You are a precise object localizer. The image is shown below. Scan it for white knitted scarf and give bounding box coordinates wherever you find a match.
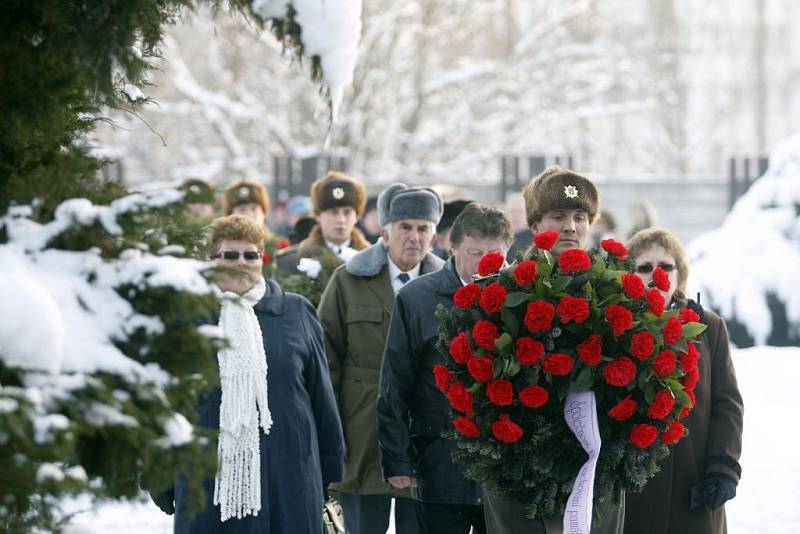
[213,278,272,522]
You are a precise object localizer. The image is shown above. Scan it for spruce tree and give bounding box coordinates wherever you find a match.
[0,1,333,531]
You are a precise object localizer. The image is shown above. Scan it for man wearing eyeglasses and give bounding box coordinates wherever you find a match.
[318,184,445,534]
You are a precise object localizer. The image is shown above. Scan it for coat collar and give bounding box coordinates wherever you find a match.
[346,239,445,278]
[435,257,463,297]
[297,225,370,258]
[253,279,287,315]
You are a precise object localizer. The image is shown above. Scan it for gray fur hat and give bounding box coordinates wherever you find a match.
[377,183,444,227]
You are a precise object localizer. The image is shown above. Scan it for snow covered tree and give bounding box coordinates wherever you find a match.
[688,132,800,348]
[0,1,361,531]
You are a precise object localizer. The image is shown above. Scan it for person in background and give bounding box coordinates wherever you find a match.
[589,209,619,249]
[276,171,370,279]
[378,203,513,534]
[357,195,383,244]
[180,177,216,224]
[222,179,288,277]
[623,227,743,534]
[152,214,344,533]
[288,216,317,245]
[485,165,624,534]
[284,195,314,234]
[318,183,445,534]
[626,201,657,240]
[432,199,471,260]
[504,191,533,261]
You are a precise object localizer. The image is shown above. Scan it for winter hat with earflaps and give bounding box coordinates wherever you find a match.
[377,183,444,227]
[310,171,367,216]
[522,165,600,227]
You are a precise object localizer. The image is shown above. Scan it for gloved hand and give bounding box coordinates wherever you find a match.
[149,488,175,515]
[703,474,737,510]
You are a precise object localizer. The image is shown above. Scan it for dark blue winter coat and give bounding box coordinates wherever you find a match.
[174,280,345,534]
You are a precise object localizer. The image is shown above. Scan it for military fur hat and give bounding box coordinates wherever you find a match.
[522,165,600,227]
[222,179,271,216]
[310,171,367,216]
[378,183,444,227]
[179,178,215,205]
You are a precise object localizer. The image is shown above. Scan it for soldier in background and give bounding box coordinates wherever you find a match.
[222,179,289,277]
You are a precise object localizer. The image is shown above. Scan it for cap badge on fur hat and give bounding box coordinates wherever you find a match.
[564,185,579,198]
[189,184,201,194]
[332,187,345,200]
[238,186,250,198]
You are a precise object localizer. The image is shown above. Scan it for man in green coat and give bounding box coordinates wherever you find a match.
[318,183,445,534]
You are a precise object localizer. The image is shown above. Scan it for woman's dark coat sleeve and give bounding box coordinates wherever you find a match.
[301,298,346,485]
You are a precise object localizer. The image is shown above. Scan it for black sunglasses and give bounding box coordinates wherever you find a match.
[212,250,261,261]
[635,262,676,274]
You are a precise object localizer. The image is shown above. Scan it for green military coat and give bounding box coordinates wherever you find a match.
[317,240,444,495]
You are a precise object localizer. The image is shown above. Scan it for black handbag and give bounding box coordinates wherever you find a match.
[322,490,345,534]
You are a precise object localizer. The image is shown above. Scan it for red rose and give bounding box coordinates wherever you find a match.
[477,252,505,277]
[448,333,474,364]
[630,424,658,448]
[646,288,665,317]
[630,331,655,361]
[652,266,671,292]
[652,349,677,377]
[515,337,545,366]
[601,239,628,259]
[519,385,549,408]
[467,356,494,383]
[277,239,291,249]
[542,353,574,376]
[557,296,590,324]
[486,379,514,406]
[479,283,508,314]
[454,417,480,438]
[680,342,700,373]
[683,367,700,390]
[577,334,602,366]
[603,356,637,387]
[492,414,524,443]
[447,382,474,416]
[679,308,701,324]
[524,300,555,333]
[433,364,453,392]
[622,274,646,300]
[648,390,676,420]
[663,316,683,344]
[660,421,686,445]
[558,249,592,273]
[454,283,481,309]
[608,396,638,421]
[262,251,272,264]
[472,320,500,351]
[534,231,559,251]
[679,389,696,419]
[514,260,538,286]
[605,305,634,336]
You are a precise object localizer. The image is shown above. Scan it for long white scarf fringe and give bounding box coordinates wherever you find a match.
[214,278,272,521]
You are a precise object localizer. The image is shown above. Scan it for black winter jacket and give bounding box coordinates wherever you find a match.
[377,258,482,505]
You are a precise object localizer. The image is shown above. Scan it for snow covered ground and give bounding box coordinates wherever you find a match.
[63,346,799,534]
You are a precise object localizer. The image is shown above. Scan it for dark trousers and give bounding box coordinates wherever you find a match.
[414,501,486,534]
[482,490,625,534]
[337,492,421,534]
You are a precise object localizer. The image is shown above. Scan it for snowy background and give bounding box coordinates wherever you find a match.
[60,346,800,534]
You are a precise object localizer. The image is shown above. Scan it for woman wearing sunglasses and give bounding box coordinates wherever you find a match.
[624,227,743,534]
[156,213,345,533]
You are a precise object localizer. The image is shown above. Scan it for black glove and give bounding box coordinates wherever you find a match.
[703,474,737,510]
[149,488,175,515]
